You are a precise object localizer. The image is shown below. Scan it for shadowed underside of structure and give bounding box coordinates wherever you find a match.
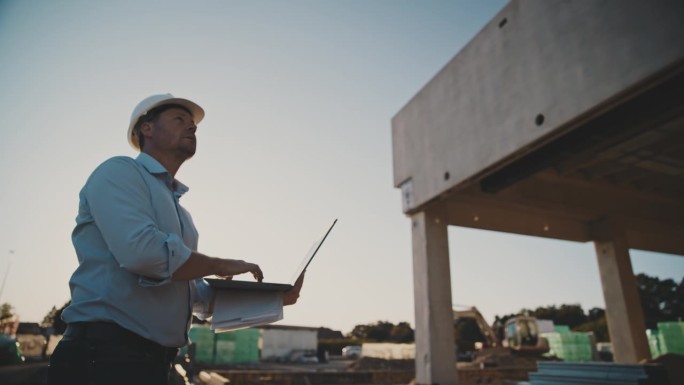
[391,1,683,384]
[452,67,684,256]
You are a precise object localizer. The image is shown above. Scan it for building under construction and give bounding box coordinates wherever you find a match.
[391,0,683,384]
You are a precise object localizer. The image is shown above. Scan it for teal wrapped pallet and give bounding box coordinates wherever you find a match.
[214,328,260,364]
[188,326,261,365]
[655,321,684,356]
[542,328,594,362]
[189,325,216,364]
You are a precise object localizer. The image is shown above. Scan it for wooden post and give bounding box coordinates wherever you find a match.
[412,205,457,385]
[592,219,650,363]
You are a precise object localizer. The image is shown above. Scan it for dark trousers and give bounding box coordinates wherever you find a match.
[47,322,179,385]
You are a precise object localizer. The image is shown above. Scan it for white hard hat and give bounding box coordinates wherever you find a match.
[127,93,205,150]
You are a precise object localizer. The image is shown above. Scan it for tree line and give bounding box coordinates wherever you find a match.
[332,274,682,351]
[4,273,680,352]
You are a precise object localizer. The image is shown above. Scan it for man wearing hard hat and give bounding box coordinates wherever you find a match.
[47,94,303,384]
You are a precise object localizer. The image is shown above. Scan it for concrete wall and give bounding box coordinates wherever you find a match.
[361,343,416,360]
[392,0,684,213]
[214,369,533,385]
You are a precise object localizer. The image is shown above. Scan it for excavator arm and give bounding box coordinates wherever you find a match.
[453,307,501,348]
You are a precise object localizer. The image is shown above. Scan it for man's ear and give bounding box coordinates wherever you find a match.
[140,121,153,138]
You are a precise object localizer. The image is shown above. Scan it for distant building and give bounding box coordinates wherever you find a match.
[259,325,318,361]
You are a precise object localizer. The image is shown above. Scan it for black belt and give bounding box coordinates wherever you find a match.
[64,321,179,362]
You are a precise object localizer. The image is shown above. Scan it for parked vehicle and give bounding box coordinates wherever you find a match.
[342,345,361,359]
[297,351,319,364]
[288,349,319,364]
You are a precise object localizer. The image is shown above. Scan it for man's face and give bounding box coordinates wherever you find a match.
[144,107,197,158]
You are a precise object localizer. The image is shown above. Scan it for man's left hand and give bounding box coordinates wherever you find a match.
[284,272,305,306]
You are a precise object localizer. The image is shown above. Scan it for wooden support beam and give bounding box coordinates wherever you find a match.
[623,218,684,256]
[446,197,591,242]
[503,171,684,225]
[411,205,457,385]
[591,219,651,363]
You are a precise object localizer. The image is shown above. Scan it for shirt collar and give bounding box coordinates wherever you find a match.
[135,152,190,197]
[136,152,168,175]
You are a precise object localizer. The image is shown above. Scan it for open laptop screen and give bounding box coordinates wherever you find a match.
[206,219,337,292]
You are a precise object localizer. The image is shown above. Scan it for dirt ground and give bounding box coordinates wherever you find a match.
[348,357,415,371]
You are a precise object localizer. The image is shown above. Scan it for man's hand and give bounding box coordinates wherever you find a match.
[172,252,264,282]
[283,271,305,306]
[215,259,263,282]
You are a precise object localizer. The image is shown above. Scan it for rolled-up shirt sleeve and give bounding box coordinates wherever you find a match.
[84,157,192,285]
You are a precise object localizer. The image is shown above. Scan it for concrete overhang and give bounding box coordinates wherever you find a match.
[392,0,684,256]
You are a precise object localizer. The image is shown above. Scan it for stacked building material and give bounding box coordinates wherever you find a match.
[541,326,593,362]
[189,325,217,364]
[529,361,668,384]
[188,325,260,365]
[214,329,260,364]
[657,322,684,356]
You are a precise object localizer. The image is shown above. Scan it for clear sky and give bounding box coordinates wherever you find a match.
[1,0,682,335]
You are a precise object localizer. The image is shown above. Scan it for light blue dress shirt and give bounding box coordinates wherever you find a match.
[62,153,213,347]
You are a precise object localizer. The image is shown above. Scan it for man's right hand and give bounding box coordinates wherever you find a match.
[215,259,263,282]
[172,252,263,282]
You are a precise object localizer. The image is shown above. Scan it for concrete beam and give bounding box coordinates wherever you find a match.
[392,0,684,212]
[592,219,651,363]
[411,205,457,385]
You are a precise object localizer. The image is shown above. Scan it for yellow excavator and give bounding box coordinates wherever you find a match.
[453,306,549,355]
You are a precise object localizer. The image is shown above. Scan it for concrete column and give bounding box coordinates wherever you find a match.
[412,206,457,385]
[593,220,650,363]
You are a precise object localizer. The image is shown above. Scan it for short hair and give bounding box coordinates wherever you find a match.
[133,103,193,150]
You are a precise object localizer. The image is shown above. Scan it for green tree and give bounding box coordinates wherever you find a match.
[530,305,557,322]
[389,322,414,343]
[41,301,70,334]
[365,321,393,341]
[586,307,605,322]
[491,274,683,342]
[637,273,683,329]
[348,321,414,342]
[0,303,13,320]
[574,315,609,342]
[42,306,58,328]
[348,324,370,340]
[530,304,587,328]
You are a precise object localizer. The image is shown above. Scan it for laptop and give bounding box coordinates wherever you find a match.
[206,219,337,292]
